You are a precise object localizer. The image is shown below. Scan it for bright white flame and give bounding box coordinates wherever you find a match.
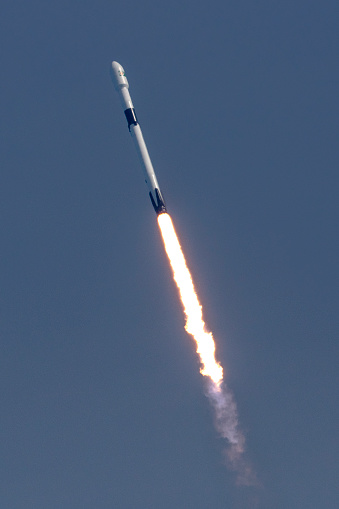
[157,213,223,386]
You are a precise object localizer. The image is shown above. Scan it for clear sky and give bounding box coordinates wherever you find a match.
[1,1,338,508]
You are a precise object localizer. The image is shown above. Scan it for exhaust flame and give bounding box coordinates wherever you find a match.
[157,213,223,386]
[157,213,256,486]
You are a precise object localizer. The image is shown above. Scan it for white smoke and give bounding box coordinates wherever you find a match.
[205,380,257,487]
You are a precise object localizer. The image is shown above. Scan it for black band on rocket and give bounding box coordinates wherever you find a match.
[124,108,138,130]
[149,188,167,215]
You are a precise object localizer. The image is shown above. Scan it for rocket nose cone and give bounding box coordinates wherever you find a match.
[111,61,122,71]
[110,61,129,90]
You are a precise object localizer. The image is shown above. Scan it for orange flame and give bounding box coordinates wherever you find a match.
[157,213,223,387]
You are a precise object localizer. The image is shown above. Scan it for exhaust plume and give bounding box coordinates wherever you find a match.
[157,213,255,485]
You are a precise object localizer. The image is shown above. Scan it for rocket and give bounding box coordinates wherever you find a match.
[110,61,167,215]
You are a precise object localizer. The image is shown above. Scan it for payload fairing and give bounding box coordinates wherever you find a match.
[110,61,167,215]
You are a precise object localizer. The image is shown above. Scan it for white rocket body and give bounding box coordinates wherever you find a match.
[110,61,166,215]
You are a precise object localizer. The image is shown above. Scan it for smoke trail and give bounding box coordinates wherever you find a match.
[157,213,256,485]
[206,381,257,486]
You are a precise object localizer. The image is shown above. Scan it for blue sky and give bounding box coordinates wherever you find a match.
[1,1,338,507]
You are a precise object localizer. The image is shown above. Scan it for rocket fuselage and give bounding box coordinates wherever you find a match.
[110,61,167,215]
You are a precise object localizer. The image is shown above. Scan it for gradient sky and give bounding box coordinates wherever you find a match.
[1,1,338,508]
